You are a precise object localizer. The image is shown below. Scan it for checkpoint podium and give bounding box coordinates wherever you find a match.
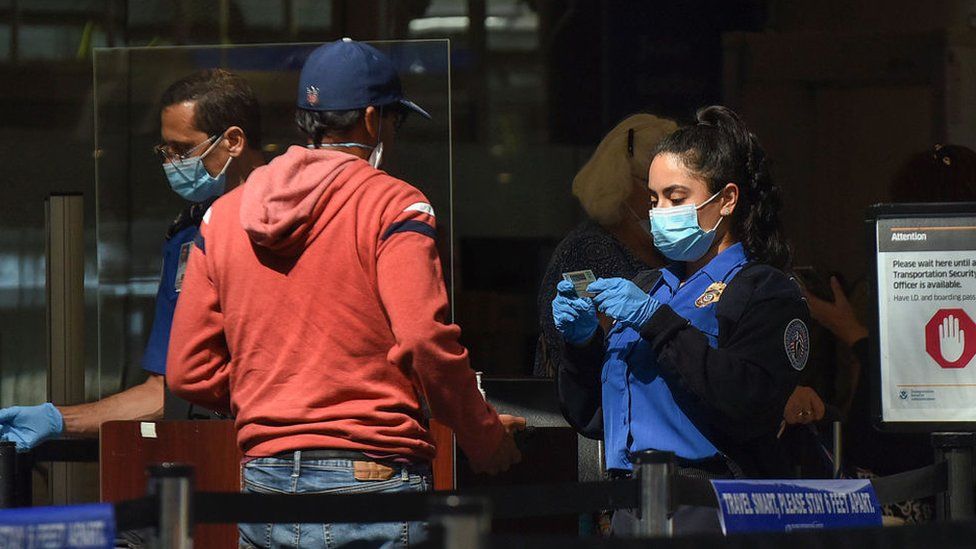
[100,420,242,548]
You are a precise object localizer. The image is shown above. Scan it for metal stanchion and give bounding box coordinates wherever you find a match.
[633,449,674,538]
[147,463,194,549]
[46,194,85,505]
[428,495,490,549]
[0,442,15,509]
[933,432,975,521]
[832,421,843,479]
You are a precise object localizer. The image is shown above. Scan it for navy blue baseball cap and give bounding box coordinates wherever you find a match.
[297,38,431,119]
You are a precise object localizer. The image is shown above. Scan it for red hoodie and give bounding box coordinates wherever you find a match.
[167,146,506,466]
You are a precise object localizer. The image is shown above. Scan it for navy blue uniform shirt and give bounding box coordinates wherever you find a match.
[141,201,213,375]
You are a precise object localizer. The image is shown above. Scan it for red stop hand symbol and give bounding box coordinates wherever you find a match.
[925,309,976,369]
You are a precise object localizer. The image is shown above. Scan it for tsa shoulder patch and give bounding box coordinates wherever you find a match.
[784,318,809,371]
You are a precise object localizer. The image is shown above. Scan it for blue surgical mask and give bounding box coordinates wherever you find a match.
[163,135,231,202]
[649,190,724,262]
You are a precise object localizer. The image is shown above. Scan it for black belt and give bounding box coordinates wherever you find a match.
[272,449,374,462]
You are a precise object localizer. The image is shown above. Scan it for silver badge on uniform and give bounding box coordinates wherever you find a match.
[174,241,193,293]
[695,282,726,308]
[784,318,809,371]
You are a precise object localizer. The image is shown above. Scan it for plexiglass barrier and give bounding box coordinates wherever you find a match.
[93,41,452,396]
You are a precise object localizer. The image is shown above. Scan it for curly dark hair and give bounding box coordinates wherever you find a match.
[653,105,791,270]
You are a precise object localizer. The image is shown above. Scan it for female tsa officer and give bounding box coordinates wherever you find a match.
[553,106,809,532]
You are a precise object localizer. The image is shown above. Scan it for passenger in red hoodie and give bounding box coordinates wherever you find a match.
[167,40,524,548]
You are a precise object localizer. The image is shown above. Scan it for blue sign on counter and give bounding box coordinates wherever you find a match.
[711,479,882,534]
[0,502,115,548]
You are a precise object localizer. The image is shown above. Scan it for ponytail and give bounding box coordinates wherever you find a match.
[654,105,791,270]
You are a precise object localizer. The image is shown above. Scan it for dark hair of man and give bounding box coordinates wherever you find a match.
[159,69,262,148]
[653,105,792,270]
[295,108,364,147]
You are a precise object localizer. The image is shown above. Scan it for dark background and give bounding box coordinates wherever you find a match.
[1,0,971,406]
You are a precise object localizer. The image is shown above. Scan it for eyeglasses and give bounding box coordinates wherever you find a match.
[153,134,220,165]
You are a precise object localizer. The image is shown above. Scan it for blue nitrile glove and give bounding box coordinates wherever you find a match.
[588,277,661,330]
[552,280,598,344]
[0,403,64,451]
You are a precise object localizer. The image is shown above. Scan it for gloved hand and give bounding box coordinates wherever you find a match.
[551,280,598,344]
[0,403,64,451]
[588,277,661,330]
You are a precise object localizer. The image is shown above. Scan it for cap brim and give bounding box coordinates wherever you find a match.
[399,98,432,120]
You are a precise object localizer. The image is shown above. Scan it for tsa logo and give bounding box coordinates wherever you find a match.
[784,319,809,371]
[899,390,908,400]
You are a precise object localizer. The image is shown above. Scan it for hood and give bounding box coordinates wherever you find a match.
[240,145,364,256]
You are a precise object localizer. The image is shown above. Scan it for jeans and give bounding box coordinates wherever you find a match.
[239,453,431,549]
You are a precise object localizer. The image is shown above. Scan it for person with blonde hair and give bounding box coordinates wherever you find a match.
[534,113,677,378]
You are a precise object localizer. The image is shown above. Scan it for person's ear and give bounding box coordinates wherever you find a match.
[363,106,381,141]
[720,182,739,216]
[223,126,247,158]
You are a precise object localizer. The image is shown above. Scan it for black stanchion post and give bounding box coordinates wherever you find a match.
[0,441,15,509]
[633,449,674,538]
[832,421,843,479]
[147,463,194,549]
[428,495,490,549]
[932,432,975,521]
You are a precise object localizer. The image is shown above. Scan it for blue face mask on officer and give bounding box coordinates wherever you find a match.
[649,189,725,262]
[162,133,232,202]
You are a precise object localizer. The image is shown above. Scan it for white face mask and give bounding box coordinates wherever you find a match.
[307,141,380,168]
[368,140,384,169]
[307,108,385,169]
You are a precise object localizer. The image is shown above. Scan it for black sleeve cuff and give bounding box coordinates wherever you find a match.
[639,305,690,352]
[561,328,605,375]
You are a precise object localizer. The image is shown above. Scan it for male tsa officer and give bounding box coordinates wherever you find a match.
[0,69,265,449]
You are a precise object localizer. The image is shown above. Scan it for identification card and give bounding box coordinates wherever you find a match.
[174,241,193,293]
[562,269,597,298]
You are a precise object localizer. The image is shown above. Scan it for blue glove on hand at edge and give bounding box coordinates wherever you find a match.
[552,280,598,345]
[587,277,661,330]
[0,403,64,451]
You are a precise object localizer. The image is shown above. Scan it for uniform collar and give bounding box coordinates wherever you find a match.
[659,242,749,289]
[699,242,749,283]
